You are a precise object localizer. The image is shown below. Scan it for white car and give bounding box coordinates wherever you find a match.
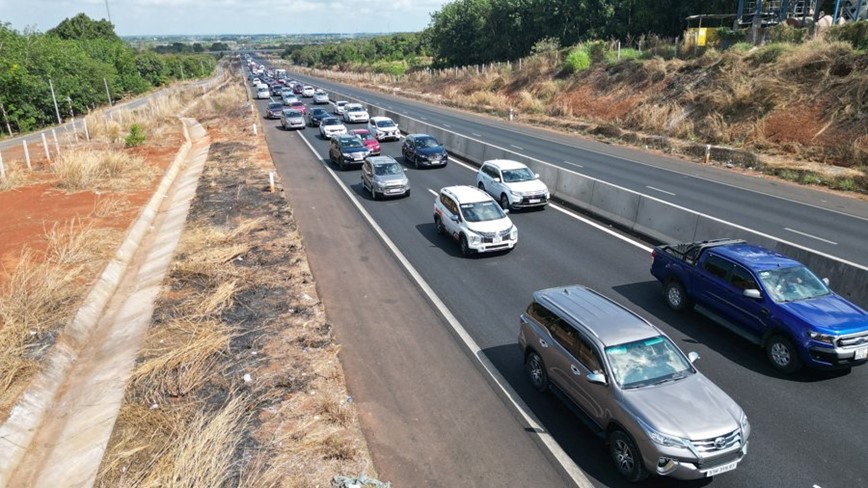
[342,103,370,123]
[319,117,348,138]
[333,100,349,115]
[433,185,517,256]
[367,117,401,141]
[256,87,270,100]
[476,159,550,210]
[313,91,330,104]
[282,95,300,106]
[301,85,316,97]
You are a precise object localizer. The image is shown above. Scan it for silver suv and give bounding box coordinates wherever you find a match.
[361,156,410,199]
[518,286,750,482]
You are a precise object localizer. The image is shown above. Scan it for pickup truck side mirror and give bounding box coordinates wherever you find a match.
[822,277,830,286]
[743,289,762,299]
[587,372,608,385]
[688,351,700,364]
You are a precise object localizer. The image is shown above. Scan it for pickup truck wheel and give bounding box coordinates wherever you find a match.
[526,352,549,393]
[664,281,692,311]
[608,430,648,482]
[766,334,803,373]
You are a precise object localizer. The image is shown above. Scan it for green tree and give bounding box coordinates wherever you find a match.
[47,13,119,41]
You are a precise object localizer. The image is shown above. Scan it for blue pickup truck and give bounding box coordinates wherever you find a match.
[650,239,868,373]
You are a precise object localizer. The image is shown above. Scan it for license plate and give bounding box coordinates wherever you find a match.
[856,347,867,360]
[493,236,502,244]
[705,461,738,477]
[529,198,540,203]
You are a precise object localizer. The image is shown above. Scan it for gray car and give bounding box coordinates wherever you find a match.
[518,285,750,482]
[361,156,410,199]
[280,109,305,130]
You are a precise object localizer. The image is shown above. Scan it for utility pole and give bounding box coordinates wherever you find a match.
[49,78,63,125]
[105,0,112,22]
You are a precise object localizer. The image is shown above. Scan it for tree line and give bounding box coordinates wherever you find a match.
[0,14,216,135]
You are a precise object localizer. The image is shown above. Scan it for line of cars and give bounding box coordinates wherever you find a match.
[248,65,867,484]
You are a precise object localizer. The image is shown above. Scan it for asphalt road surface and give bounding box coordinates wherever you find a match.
[250,74,867,488]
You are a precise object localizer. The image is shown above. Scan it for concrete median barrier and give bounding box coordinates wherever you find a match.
[633,196,699,244]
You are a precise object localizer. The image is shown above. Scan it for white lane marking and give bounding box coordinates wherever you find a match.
[646,186,676,196]
[420,116,427,120]
[472,132,482,137]
[301,74,868,269]
[443,123,451,128]
[295,131,593,488]
[784,228,838,245]
[563,160,583,168]
[511,144,524,150]
[427,189,438,196]
[550,204,653,253]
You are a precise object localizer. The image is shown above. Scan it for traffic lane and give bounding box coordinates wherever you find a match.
[258,96,868,488]
[263,109,575,487]
[286,70,868,266]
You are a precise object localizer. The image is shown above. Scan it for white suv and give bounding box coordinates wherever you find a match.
[342,103,370,123]
[368,116,401,141]
[433,186,517,256]
[476,159,550,210]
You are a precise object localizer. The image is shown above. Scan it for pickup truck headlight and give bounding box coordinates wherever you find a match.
[808,331,836,345]
[638,418,691,449]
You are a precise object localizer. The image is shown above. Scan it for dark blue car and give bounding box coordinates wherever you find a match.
[401,134,448,169]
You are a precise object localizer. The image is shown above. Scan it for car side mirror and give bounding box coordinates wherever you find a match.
[493,177,501,182]
[743,289,762,299]
[688,351,700,364]
[822,277,830,286]
[586,372,608,385]
[450,215,460,223]
[534,173,540,178]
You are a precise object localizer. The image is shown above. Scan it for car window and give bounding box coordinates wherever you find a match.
[440,195,458,215]
[729,265,758,291]
[757,265,831,302]
[605,336,694,389]
[577,336,604,373]
[526,302,558,326]
[374,163,402,176]
[703,255,731,279]
[502,168,535,182]
[460,201,505,222]
[548,319,578,355]
[376,120,394,127]
[342,139,363,149]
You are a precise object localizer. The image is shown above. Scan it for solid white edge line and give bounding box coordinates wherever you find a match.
[294,131,593,488]
[646,186,676,196]
[306,74,868,267]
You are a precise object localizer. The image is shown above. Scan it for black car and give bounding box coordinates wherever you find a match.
[401,134,448,169]
[329,134,371,171]
[307,108,331,127]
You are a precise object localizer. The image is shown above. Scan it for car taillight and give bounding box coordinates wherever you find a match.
[651,249,656,264]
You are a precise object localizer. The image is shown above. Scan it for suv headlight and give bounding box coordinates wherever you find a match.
[509,226,518,240]
[342,152,353,158]
[510,190,523,198]
[638,418,691,449]
[739,412,749,432]
[466,232,481,244]
[808,331,836,345]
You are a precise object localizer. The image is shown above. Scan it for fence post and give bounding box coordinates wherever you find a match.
[0,150,5,181]
[617,40,621,60]
[83,118,90,141]
[22,140,32,170]
[253,123,257,136]
[52,128,60,154]
[41,132,51,161]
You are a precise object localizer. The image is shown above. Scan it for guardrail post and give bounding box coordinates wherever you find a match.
[0,150,5,180]
[705,144,711,164]
[22,140,32,170]
[41,133,51,161]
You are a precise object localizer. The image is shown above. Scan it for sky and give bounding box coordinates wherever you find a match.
[0,0,450,36]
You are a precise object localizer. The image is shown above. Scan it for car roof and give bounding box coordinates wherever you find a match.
[483,159,527,170]
[346,103,365,109]
[440,185,493,204]
[367,155,399,165]
[533,285,660,347]
[370,116,393,122]
[334,134,357,141]
[283,109,302,115]
[322,117,340,123]
[350,128,371,134]
[711,243,801,271]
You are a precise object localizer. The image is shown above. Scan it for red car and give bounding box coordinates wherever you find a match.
[350,129,380,155]
[289,100,307,115]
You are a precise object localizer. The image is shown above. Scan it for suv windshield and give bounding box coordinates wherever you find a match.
[357,132,374,141]
[376,120,396,128]
[268,102,282,109]
[757,265,830,302]
[349,107,365,113]
[605,336,693,389]
[459,201,505,222]
[502,168,535,182]
[312,109,327,115]
[322,119,340,126]
[342,139,363,148]
[374,163,402,176]
[417,137,439,148]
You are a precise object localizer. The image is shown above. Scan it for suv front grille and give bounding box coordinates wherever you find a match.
[691,429,742,454]
[477,228,512,239]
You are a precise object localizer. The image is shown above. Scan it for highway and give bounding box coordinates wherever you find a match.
[281,70,868,270]
[249,72,868,487]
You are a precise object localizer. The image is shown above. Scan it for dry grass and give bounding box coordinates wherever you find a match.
[0,161,28,191]
[91,195,131,218]
[43,219,119,266]
[53,148,153,192]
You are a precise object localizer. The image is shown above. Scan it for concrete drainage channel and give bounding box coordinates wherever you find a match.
[0,118,210,487]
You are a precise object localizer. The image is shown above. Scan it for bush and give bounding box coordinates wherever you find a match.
[729,42,754,52]
[827,21,868,50]
[767,23,806,44]
[583,40,609,64]
[125,124,146,147]
[563,49,591,73]
[750,42,792,64]
[607,47,641,63]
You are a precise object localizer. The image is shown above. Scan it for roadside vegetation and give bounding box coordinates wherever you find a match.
[0,14,215,136]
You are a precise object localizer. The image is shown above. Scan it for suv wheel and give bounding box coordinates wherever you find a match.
[459,234,472,256]
[766,334,803,373]
[664,281,692,311]
[434,216,445,235]
[608,430,648,482]
[371,184,379,200]
[500,193,510,210]
[338,157,346,171]
[477,182,485,192]
[526,352,549,392]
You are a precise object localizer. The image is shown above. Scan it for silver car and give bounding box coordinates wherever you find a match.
[313,91,330,104]
[361,156,410,200]
[280,109,305,130]
[518,285,750,482]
